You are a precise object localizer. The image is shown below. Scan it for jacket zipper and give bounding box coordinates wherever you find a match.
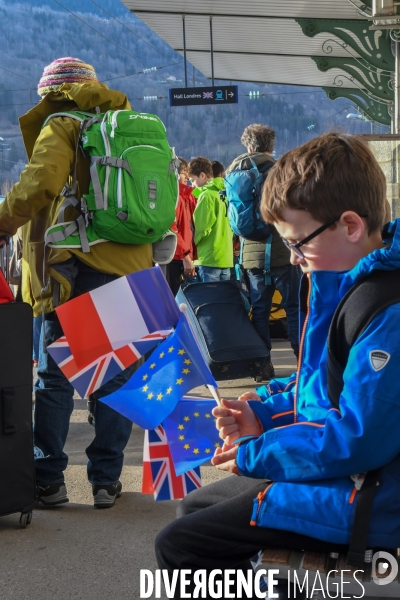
[293,273,312,423]
[348,487,358,504]
[250,482,274,526]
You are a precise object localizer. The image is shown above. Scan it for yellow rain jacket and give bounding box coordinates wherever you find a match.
[0,83,152,316]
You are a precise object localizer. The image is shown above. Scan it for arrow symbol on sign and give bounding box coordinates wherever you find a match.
[228,92,234,97]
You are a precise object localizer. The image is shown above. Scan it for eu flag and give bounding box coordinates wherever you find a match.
[100,314,218,429]
[162,397,221,475]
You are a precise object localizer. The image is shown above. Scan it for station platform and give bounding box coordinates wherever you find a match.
[0,340,297,600]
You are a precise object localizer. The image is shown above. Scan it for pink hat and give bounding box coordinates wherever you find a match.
[37,57,98,97]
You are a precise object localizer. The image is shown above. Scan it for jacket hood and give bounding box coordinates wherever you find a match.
[202,177,226,192]
[19,82,130,159]
[227,151,275,173]
[332,218,400,296]
[179,182,195,200]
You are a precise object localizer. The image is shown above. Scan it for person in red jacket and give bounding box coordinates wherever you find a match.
[166,158,197,295]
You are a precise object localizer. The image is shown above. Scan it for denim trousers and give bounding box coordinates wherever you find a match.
[198,266,231,282]
[247,264,301,357]
[34,264,137,486]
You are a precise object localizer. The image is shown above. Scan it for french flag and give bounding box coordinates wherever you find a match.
[55,267,180,369]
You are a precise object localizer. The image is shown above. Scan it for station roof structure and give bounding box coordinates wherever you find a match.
[120,1,394,124]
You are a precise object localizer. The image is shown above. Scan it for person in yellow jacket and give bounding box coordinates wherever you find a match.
[0,57,152,508]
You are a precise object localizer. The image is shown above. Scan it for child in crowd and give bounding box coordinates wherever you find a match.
[155,133,400,599]
[188,156,233,282]
[166,157,197,295]
[211,159,224,179]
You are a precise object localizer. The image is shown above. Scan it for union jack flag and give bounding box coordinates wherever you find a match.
[47,330,172,399]
[142,425,202,501]
[203,91,213,99]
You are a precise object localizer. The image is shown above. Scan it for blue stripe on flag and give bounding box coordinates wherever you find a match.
[126,267,180,334]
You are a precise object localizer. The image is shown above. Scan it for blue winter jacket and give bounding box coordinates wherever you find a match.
[236,219,400,549]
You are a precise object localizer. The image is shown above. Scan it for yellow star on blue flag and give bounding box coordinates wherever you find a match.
[100,314,218,429]
[162,397,220,475]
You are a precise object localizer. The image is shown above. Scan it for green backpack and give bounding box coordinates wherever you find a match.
[44,109,179,252]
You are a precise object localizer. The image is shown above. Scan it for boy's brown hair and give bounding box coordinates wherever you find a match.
[178,157,188,170]
[261,133,387,234]
[188,157,213,178]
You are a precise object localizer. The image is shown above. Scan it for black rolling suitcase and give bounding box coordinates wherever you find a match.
[176,280,268,381]
[0,246,35,528]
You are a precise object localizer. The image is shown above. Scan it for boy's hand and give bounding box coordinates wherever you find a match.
[212,398,262,445]
[211,443,239,475]
[238,391,262,402]
[183,255,196,278]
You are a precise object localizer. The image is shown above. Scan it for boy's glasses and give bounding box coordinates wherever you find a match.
[281,216,340,259]
[281,214,369,259]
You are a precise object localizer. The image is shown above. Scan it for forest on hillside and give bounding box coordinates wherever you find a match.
[0,0,385,192]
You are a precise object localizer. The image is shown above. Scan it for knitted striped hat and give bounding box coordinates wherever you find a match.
[37,57,99,97]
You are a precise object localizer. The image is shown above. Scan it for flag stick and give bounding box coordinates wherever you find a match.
[206,384,222,406]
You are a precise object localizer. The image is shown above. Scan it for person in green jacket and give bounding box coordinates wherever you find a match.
[0,57,152,509]
[188,157,233,282]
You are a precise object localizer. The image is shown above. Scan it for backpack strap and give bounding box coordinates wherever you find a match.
[327,268,400,408]
[43,111,100,254]
[263,235,273,285]
[327,267,400,567]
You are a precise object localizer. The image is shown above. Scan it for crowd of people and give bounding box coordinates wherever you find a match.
[1,56,400,600]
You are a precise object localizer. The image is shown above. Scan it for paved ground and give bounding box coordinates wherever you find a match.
[0,341,297,600]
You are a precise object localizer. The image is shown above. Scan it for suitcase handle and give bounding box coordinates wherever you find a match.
[1,388,17,434]
[194,300,244,316]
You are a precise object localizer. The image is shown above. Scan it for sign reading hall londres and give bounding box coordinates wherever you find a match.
[169,85,238,107]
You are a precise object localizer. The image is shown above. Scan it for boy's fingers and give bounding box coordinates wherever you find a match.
[238,392,261,401]
[215,416,236,429]
[218,423,238,439]
[212,406,230,418]
[221,398,248,411]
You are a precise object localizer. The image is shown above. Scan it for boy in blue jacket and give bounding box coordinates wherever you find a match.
[155,133,400,599]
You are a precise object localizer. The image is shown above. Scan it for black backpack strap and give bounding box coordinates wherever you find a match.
[347,469,380,567]
[327,268,400,409]
[327,268,400,566]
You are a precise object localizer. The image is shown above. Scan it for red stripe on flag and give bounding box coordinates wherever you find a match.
[114,345,140,367]
[86,356,107,396]
[56,292,112,368]
[141,461,154,494]
[60,355,81,380]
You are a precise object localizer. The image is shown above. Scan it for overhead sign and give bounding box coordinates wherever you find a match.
[169,85,238,107]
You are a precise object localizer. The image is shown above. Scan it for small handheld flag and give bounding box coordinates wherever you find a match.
[47,331,172,398]
[55,267,180,368]
[142,425,202,501]
[162,397,221,475]
[100,313,218,429]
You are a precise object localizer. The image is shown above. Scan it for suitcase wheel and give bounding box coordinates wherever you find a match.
[20,512,32,529]
[254,375,263,383]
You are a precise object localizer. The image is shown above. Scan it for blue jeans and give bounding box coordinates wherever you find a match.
[34,263,138,486]
[247,265,301,357]
[198,266,231,282]
[33,315,41,360]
